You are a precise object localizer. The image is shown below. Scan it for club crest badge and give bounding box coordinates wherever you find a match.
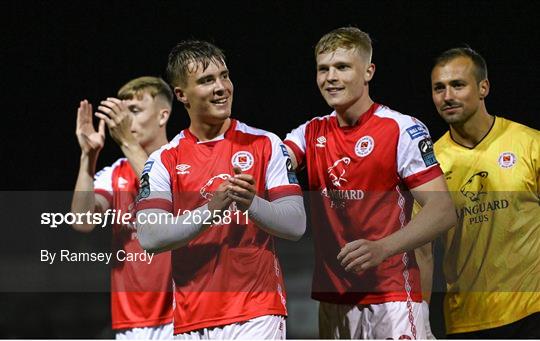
[231,151,254,171]
[498,152,516,168]
[355,136,374,157]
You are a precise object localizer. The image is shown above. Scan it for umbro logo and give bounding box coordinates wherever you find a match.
[316,136,327,148]
[176,164,191,175]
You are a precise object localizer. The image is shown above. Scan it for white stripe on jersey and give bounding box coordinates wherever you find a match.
[94,158,127,194]
[141,133,186,204]
[234,122,294,192]
[285,113,335,155]
[373,105,438,181]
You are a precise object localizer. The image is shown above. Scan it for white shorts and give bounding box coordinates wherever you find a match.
[116,322,174,339]
[174,315,286,340]
[319,301,427,339]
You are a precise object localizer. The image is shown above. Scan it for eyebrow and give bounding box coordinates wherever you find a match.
[196,69,229,82]
[196,74,214,83]
[432,78,467,86]
[318,59,351,66]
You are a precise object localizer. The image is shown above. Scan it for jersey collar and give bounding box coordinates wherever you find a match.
[183,119,237,145]
[449,116,498,150]
[334,102,380,130]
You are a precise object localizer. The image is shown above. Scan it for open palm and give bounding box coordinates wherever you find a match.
[76,100,105,154]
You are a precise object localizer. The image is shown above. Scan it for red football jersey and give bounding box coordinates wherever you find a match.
[285,103,442,305]
[137,119,302,334]
[95,158,173,330]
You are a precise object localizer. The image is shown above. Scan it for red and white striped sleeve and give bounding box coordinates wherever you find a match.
[264,133,302,201]
[284,121,308,169]
[135,150,173,213]
[396,117,443,189]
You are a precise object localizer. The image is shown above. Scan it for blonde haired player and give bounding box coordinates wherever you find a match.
[284,27,456,339]
[71,77,174,339]
[429,47,540,338]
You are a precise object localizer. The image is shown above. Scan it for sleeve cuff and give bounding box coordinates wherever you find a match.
[404,165,443,189]
[136,198,173,213]
[284,140,305,169]
[267,185,303,201]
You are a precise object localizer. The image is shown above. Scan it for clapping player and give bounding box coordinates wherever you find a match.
[71,77,174,339]
[136,40,306,339]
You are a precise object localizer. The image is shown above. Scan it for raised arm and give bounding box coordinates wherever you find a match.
[71,100,109,232]
[96,97,148,176]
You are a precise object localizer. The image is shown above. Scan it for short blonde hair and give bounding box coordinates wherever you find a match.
[117,76,173,107]
[315,27,372,62]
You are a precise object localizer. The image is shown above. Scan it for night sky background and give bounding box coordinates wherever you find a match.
[1,0,539,338]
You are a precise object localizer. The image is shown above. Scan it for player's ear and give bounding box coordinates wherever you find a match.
[174,87,189,105]
[365,63,376,82]
[479,79,490,100]
[159,108,171,127]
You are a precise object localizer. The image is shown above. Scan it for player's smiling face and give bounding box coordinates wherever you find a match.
[176,60,233,124]
[316,47,374,111]
[431,56,489,125]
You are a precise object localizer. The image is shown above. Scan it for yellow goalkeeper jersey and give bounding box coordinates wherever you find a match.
[435,116,540,334]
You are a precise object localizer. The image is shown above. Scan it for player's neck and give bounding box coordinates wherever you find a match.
[144,133,168,155]
[450,109,494,148]
[189,118,231,142]
[335,96,374,127]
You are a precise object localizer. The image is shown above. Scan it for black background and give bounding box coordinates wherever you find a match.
[1,0,539,338]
